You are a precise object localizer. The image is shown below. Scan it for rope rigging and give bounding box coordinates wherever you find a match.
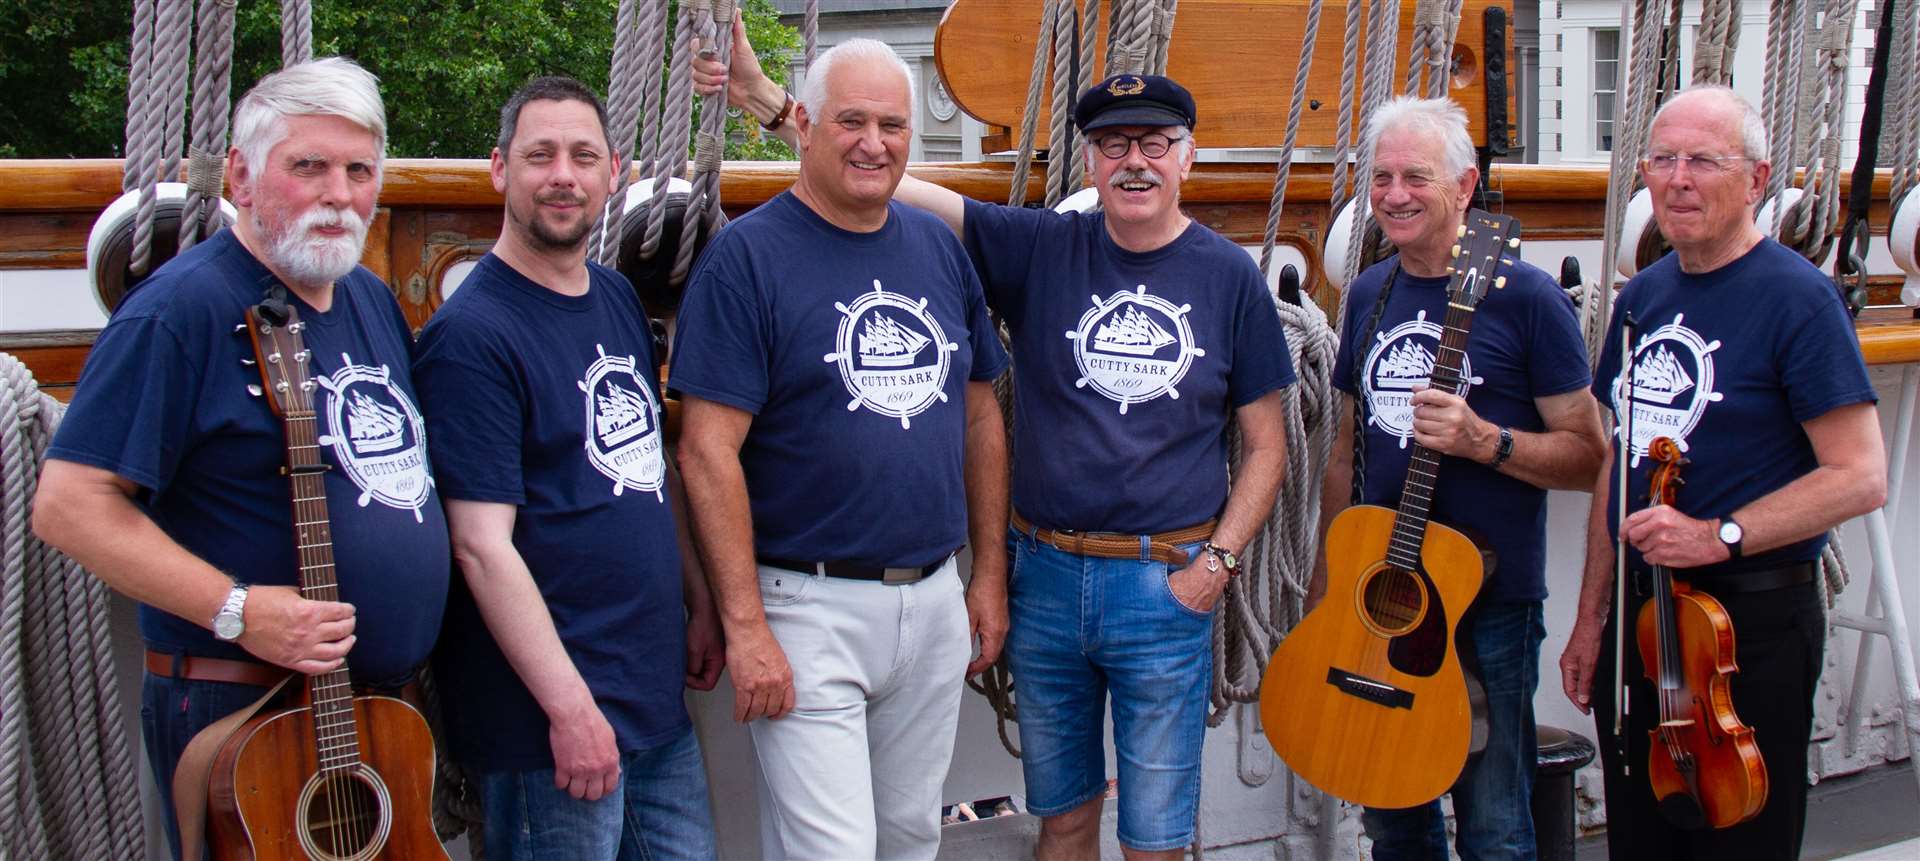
[0,355,144,860]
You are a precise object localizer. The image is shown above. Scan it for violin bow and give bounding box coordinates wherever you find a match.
[1614,311,1640,773]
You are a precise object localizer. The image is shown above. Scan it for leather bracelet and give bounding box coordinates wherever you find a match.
[762,91,795,132]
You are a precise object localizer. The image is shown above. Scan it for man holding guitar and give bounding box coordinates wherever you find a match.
[34,59,450,859]
[412,77,722,859]
[1316,96,1604,858]
[1561,85,1887,859]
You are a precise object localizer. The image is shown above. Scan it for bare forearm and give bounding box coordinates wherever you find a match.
[34,466,233,628]
[668,462,714,617]
[1214,444,1285,554]
[677,443,768,636]
[963,387,1009,585]
[1489,425,1606,490]
[1574,449,1618,628]
[453,539,596,718]
[1728,463,1885,556]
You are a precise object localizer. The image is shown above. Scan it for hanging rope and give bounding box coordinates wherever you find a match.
[1779,0,1860,262]
[675,0,735,287]
[1886,0,1920,208]
[592,0,669,266]
[1582,0,1670,363]
[1044,0,1081,207]
[1691,0,1741,85]
[639,0,704,265]
[1007,0,1060,206]
[126,0,194,278]
[1328,0,1366,219]
[1763,0,1808,236]
[179,0,238,253]
[279,0,311,66]
[1209,294,1338,724]
[0,354,145,860]
[1257,0,1325,276]
[1337,0,1403,292]
[1405,0,1446,97]
[803,0,819,68]
[123,0,156,196]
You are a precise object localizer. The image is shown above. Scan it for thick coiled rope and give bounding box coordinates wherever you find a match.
[0,355,144,860]
[127,0,193,278]
[1691,0,1742,85]
[1780,0,1860,262]
[180,0,238,253]
[1208,295,1338,725]
[593,0,671,266]
[640,1,704,265]
[279,0,311,66]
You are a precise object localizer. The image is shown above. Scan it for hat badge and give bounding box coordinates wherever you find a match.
[1106,76,1147,97]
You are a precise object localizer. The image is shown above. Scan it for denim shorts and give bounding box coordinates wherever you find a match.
[1003,526,1213,852]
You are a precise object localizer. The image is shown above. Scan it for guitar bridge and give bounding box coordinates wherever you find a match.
[1327,667,1414,710]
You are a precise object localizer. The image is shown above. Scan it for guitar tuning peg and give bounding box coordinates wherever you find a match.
[1456,224,1467,238]
[1451,244,1462,257]
[247,384,263,397]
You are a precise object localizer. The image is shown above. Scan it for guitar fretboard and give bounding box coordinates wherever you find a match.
[1384,299,1485,570]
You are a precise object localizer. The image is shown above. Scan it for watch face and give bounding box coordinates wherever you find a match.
[213,613,244,641]
[1719,520,1743,543]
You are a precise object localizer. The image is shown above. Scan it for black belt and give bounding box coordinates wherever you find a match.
[1677,561,1817,595]
[757,551,955,585]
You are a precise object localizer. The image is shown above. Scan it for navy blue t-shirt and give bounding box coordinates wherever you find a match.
[1332,255,1591,603]
[48,228,449,684]
[1593,238,1876,575]
[670,192,1008,567]
[962,200,1296,534]
[414,254,687,771]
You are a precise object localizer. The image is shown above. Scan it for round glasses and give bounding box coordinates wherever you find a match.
[1091,131,1185,159]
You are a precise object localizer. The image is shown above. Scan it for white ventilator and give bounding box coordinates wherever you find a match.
[1322,198,1360,291]
[1615,187,1655,280]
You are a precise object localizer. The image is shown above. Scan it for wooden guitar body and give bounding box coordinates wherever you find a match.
[208,694,449,861]
[1261,504,1487,809]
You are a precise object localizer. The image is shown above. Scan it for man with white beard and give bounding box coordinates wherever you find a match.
[35,57,450,860]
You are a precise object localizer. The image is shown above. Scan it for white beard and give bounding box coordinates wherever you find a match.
[260,205,369,287]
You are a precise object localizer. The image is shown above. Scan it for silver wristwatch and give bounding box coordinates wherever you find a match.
[212,583,250,641]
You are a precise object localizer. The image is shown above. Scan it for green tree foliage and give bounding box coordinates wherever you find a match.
[0,0,800,159]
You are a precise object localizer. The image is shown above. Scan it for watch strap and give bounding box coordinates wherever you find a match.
[762,91,795,132]
[1488,426,1514,468]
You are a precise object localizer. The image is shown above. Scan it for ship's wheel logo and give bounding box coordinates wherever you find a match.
[577,343,666,501]
[316,354,434,523]
[1066,284,1204,414]
[1610,312,1722,466]
[1361,310,1484,448]
[823,280,958,430]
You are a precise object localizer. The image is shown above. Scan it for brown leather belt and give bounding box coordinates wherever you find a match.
[145,650,288,688]
[1010,510,1215,566]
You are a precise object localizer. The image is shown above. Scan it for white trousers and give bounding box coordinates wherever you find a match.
[749,559,970,861]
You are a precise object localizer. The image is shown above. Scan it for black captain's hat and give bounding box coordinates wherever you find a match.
[1073,74,1198,132]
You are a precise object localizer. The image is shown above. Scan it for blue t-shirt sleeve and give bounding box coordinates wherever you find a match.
[413,324,528,505]
[1229,277,1297,406]
[668,255,770,414]
[1777,290,1877,422]
[46,314,200,491]
[1330,272,1379,397]
[1526,276,1594,398]
[961,260,1010,382]
[1589,287,1632,412]
[961,199,1049,311]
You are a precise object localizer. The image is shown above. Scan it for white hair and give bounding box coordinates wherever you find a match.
[1652,85,1770,161]
[798,38,916,122]
[1362,96,1476,181]
[231,57,387,180]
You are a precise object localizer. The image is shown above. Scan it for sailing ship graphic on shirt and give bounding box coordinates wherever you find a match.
[345,390,406,454]
[577,343,666,501]
[1067,284,1204,414]
[1361,310,1483,448]
[1091,306,1177,356]
[859,313,934,368]
[315,354,435,522]
[825,280,958,430]
[1611,313,1723,466]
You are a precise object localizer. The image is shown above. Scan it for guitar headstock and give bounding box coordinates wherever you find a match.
[243,303,317,417]
[1444,209,1522,311]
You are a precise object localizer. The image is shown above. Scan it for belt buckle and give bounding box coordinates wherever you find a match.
[882,566,920,585]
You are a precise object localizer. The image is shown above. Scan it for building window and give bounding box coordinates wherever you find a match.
[1593,29,1620,152]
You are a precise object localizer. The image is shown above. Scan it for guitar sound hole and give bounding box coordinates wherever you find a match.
[1361,566,1426,636]
[302,772,381,858]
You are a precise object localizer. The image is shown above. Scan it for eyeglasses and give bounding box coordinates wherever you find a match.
[1642,152,1749,177]
[1091,131,1185,159]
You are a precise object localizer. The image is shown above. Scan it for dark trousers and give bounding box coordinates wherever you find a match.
[1591,578,1824,860]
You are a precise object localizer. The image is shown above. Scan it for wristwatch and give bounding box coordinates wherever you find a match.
[1717,517,1745,559]
[212,583,250,642]
[1487,426,1514,468]
[1203,542,1240,576]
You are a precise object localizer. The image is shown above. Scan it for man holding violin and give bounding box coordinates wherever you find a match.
[1560,85,1888,858]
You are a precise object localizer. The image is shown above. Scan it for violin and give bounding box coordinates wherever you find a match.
[1635,436,1769,829]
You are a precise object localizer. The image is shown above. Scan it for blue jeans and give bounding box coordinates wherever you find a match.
[1363,600,1546,861]
[141,671,274,861]
[480,724,717,861]
[1003,527,1214,852]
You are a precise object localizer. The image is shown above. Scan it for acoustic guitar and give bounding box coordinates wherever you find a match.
[1259,211,1521,809]
[205,300,449,860]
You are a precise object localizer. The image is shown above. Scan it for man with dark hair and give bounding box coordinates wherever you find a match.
[412,75,722,860]
[1562,84,1887,860]
[33,57,449,860]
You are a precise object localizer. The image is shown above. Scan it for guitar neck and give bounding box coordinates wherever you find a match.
[1384,299,1478,572]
